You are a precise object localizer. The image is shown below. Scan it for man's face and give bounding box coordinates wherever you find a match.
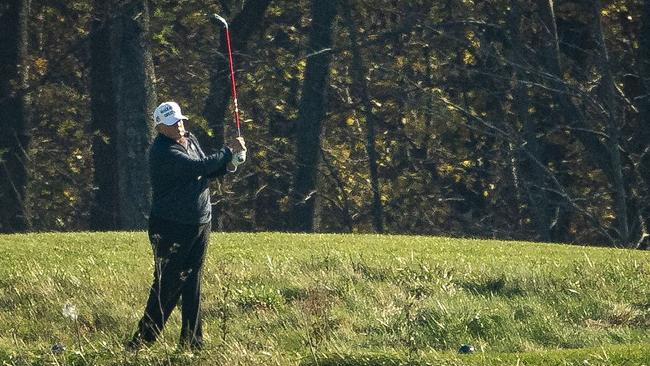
[159,119,186,141]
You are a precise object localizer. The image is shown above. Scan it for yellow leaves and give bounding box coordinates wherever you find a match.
[395,56,406,68]
[482,184,496,197]
[268,5,284,17]
[461,160,473,168]
[63,189,76,203]
[279,195,290,210]
[346,116,356,126]
[463,31,479,66]
[465,31,480,48]
[75,26,89,37]
[412,60,427,73]
[463,50,476,66]
[190,11,204,19]
[297,59,307,73]
[440,163,454,174]
[34,57,48,75]
[340,148,350,160]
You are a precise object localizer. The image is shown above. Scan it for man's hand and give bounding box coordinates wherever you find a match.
[232,150,246,166]
[228,137,247,171]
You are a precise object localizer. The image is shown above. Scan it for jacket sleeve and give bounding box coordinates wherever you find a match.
[165,145,233,180]
[205,147,234,179]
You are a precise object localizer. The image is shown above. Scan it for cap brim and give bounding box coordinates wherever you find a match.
[159,114,189,126]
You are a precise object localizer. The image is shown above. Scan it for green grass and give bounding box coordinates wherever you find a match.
[0,232,649,365]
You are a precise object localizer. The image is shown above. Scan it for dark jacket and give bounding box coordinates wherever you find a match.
[149,132,232,224]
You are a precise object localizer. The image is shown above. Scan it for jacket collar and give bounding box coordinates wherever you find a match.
[157,132,191,144]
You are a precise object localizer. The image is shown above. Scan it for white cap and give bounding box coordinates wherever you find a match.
[153,101,188,126]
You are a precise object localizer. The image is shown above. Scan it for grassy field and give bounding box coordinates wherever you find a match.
[0,232,649,365]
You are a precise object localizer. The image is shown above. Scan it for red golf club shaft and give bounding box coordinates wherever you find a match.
[224,27,241,137]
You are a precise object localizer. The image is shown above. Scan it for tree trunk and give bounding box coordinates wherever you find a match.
[592,0,630,245]
[508,1,551,241]
[639,0,650,185]
[111,0,157,230]
[0,0,31,233]
[89,0,119,230]
[291,0,337,232]
[203,0,272,230]
[340,0,384,233]
[203,0,272,150]
[321,148,353,232]
[637,0,650,153]
[636,0,650,249]
[538,0,625,245]
[539,1,612,175]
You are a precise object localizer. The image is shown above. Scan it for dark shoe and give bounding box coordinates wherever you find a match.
[124,336,152,352]
[124,338,142,352]
[189,342,203,351]
[178,339,203,352]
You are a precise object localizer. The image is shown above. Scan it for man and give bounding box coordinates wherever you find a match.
[128,101,246,350]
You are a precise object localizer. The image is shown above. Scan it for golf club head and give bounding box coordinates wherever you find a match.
[210,13,228,28]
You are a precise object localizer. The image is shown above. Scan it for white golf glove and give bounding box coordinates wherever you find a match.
[227,137,246,172]
[232,150,246,167]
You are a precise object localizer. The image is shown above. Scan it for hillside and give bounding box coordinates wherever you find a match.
[0,232,649,365]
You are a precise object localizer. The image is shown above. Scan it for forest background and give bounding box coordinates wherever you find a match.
[1,0,649,250]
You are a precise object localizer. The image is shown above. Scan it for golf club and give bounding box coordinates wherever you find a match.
[210,13,242,138]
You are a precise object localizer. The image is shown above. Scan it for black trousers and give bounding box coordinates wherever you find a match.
[133,217,210,347]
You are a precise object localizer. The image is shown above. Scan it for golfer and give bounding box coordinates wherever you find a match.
[128,101,246,350]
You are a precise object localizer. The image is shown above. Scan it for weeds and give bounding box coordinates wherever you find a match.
[0,232,649,365]
[62,302,82,352]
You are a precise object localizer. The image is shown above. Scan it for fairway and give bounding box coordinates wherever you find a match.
[0,232,649,365]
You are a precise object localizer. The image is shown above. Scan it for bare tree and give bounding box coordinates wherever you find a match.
[203,0,272,229]
[89,0,119,230]
[111,0,157,229]
[538,0,632,246]
[291,0,337,232]
[634,0,650,249]
[0,0,31,233]
[339,0,384,233]
[507,1,552,241]
[591,0,630,245]
[203,0,273,151]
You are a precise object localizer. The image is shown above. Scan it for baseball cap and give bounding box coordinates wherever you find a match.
[153,101,188,126]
